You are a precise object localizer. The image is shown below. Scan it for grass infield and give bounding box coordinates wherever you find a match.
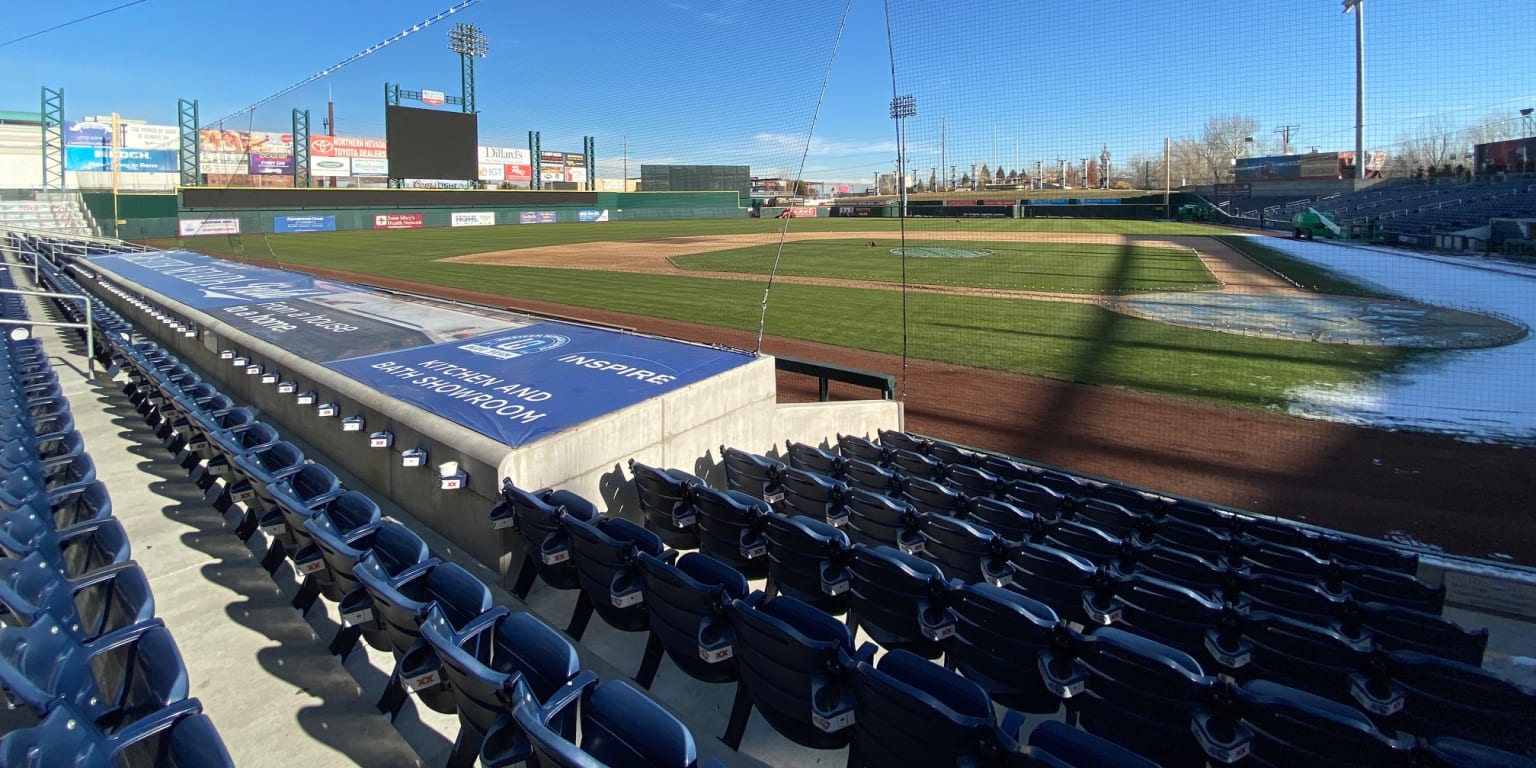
[150,218,1418,410]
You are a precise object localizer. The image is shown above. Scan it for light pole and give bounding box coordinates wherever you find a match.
[889,95,916,216]
[1343,0,1365,179]
[447,23,488,114]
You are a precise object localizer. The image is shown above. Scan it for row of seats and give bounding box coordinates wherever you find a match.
[496,464,1536,767]
[21,235,748,768]
[0,241,236,767]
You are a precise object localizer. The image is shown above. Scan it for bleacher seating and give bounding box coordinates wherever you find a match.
[9,231,1536,768]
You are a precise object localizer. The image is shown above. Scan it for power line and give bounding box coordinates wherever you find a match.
[0,0,150,50]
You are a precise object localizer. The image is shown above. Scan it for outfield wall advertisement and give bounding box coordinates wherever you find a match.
[273,215,336,234]
[85,250,753,447]
[178,217,240,236]
[373,213,423,230]
[451,211,496,227]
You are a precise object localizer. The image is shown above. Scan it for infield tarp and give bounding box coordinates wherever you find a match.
[86,250,519,360]
[326,326,754,447]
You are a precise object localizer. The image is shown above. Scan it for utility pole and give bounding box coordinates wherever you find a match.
[950,165,956,191]
[622,135,628,190]
[1163,137,1171,217]
[1344,0,1365,179]
[940,117,946,193]
[1273,125,1298,155]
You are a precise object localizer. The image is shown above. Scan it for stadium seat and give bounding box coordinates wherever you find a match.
[296,490,383,605]
[846,648,1028,768]
[927,440,982,469]
[784,440,845,478]
[966,496,1041,542]
[1370,649,1536,755]
[1228,678,1415,768]
[225,441,306,537]
[919,513,1014,585]
[1002,478,1067,518]
[1090,484,1169,518]
[901,475,966,518]
[488,481,599,600]
[876,428,930,455]
[944,463,1002,500]
[634,551,751,688]
[0,615,189,734]
[843,487,924,553]
[1342,600,1487,666]
[327,522,432,658]
[846,544,956,659]
[1074,498,1154,542]
[719,445,786,503]
[1107,572,1228,662]
[629,459,704,550]
[836,433,888,466]
[1040,519,1134,570]
[563,514,666,640]
[1006,541,1121,627]
[0,698,234,768]
[779,467,847,525]
[1225,610,1377,707]
[948,582,1073,713]
[357,557,495,718]
[888,447,943,482]
[0,554,155,642]
[842,457,900,497]
[256,462,346,571]
[1418,737,1536,768]
[502,677,723,768]
[724,593,872,750]
[0,512,129,579]
[691,485,772,578]
[422,605,591,768]
[762,513,853,616]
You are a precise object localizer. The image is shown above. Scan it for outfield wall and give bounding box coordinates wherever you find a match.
[88,188,749,239]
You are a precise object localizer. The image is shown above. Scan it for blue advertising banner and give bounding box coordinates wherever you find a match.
[327,324,754,447]
[273,215,336,234]
[64,146,179,173]
[86,250,518,360]
[64,121,113,147]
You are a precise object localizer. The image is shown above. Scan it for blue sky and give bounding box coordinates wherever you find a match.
[2,0,1532,186]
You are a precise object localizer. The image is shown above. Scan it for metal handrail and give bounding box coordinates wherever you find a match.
[0,286,96,373]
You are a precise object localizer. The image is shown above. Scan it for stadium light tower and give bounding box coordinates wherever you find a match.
[1343,0,1365,179]
[890,95,916,216]
[448,23,487,114]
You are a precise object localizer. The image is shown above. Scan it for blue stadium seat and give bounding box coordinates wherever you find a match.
[0,512,129,579]
[901,475,966,518]
[1224,610,1376,707]
[843,487,924,553]
[1090,484,1169,518]
[257,462,346,571]
[629,459,704,550]
[967,496,1040,542]
[1343,600,1487,666]
[846,648,1028,768]
[1041,519,1134,570]
[846,544,956,659]
[719,445,786,503]
[225,440,306,538]
[784,440,845,478]
[836,433,888,466]
[779,467,846,524]
[888,448,943,482]
[1107,572,1228,662]
[762,513,852,616]
[1025,721,1164,767]
[876,428,930,455]
[944,463,1002,500]
[489,481,599,600]
[1341,565,1445,615]
[634,551,750,688]
[1371,649,1536,755]
[842,457,900,497]
[948,582,1072,713]
[503,677,723,768]
[1006,541,1120,627]
[920,513,1014,585]
[724,593,872,750]
[1232,678,1413,768]
[299,490,384,602]
[357,558,495,718]
[0,554,155,642]
[1074,498,1154,542]
[563,514,666,640]
[0,615,189,733]
[928,440,982,469]
[1002,478,1067,518]
[422,605,591,768]
[1418,737,1536,768]
[692,485,772,578]
[0,698,234,768]
[328,522,432,658]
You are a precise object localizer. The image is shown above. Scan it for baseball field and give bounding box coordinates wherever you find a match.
[152,217,1418,412]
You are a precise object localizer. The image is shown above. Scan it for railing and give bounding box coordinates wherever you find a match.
[0,286,95,372]
[774,355,896,401]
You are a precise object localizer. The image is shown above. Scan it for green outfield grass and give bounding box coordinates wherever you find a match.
[149,218,1417,410]
[672,240,1218,293]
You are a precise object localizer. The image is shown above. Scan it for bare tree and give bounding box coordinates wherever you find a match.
[1191,115,1261,184]
[1393,115,1468,176]
[978,164,993,186]
[1464,114,1520,146]
[1086,159,1100,189]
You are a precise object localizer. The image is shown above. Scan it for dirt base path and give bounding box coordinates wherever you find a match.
[250,252,1536,565]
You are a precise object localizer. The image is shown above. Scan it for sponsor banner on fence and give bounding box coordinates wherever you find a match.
[373,213,423,230]
[505,164,532,182]
[519,211,559,224]
[540,170,565,183]
[311,135,388,159]
[200,151,250,175]
[123,124,179,150]
[478,164,505,182]
[778,207,818,218]
[451,211,496,227]
[479,146,530,164]
[325,324,752,447]
[349,157,389,176]
[64,121,113,147]
[178,218,240,237]
[310,156,352,177]
[273,215,336,234]
[563,152,586,167]
[250,153,295,175]
[421,89,447,106]
[84,250,520,361]
[540,151,564,165]
[65,146,179,173]
[565,167,587,183]
[577,209,609,223]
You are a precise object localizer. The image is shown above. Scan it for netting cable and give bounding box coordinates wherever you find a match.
[881,0,909,400]
[754,0,856,354]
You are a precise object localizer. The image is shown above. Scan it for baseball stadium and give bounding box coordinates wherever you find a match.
[2,1,1535,766]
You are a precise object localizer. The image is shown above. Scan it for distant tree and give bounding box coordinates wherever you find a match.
[978,165,993,186]
[928,169,938,191]
[1192,114,1261,184]
[959,173,972,187]
[1393,115,1466,178]
[792,179,811,196]
[1086,160,1100,189]
[1065,164,1081,188]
